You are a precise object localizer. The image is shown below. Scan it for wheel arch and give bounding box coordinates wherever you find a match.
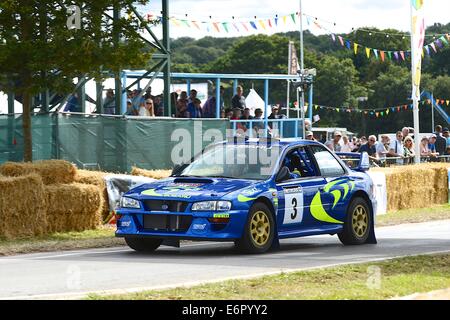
[349,190,374,217]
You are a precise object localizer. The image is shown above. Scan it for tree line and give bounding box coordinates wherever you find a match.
[170,23,450,135]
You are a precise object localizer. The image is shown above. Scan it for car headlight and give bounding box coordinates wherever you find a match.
[120,197,141,209]
[192,201,232,211]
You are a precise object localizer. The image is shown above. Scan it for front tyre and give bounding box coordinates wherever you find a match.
[125,237,162,252]
[235,202,275,254]
[338,197,372,245]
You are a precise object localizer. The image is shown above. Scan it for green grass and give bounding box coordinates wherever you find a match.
[376,204,450,226]
[88,253,450,300]
[1,204,449,256]
[0,225,122,256]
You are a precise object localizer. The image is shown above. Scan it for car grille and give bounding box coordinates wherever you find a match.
[143,214,192,232]
[142,200,189,212]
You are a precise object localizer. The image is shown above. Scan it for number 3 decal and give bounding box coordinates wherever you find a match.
[283,187,304,225]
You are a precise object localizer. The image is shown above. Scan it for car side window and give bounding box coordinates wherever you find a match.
[281,147,316,180]
[309,146,345,177]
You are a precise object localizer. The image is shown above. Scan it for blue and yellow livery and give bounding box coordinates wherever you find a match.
[116,139,377,254]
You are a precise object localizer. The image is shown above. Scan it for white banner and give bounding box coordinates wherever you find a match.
[367,172,387,216]
[411,0,425,100]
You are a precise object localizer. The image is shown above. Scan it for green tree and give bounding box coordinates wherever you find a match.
[0,0,151,161]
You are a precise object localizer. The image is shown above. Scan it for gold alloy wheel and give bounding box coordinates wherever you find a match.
[352,204,368,238]
[250,211,271,247]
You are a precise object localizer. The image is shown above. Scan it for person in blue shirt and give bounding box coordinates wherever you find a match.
[359,135,378,158]
[187,98,203,118]
[64,93,80,112]
[443,128,450,155]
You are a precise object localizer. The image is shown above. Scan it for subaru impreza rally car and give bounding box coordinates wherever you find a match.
[116,139,377,254]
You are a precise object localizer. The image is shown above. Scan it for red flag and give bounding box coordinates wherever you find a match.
[380,51,385,62]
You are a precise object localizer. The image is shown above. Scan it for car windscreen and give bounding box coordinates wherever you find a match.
[177,144,282,180]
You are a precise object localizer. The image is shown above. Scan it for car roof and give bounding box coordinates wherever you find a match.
[220,138,322,148]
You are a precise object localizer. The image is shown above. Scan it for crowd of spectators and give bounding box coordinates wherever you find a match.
[314,125,450,164]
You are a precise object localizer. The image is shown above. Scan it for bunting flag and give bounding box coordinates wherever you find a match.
[162,11,449,65]
[301,97,449,118]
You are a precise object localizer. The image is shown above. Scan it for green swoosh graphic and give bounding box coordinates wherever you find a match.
[330,190,341,209]
[141,189,160,196]
[310,192,343,224]
[341,183,349,199]
[324,179,346,192]
[238,194,258,202]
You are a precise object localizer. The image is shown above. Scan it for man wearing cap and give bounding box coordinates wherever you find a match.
[325,131,343,152]
[305,131,315,141]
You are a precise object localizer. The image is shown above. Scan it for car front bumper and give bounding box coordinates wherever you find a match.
[115,209,248,240]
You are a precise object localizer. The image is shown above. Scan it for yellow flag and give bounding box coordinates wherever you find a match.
[354,43,359,55]
[365,47,371,58]
[258,20,266,30]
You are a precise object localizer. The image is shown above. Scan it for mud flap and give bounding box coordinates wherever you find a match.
[366,213,377,244]
[162,239,180,248]
[270,234,280,251]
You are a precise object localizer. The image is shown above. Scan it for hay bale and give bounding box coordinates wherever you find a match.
[0,174,47,239]
[75,169,110,220]
[372,164,449,211]
[131,166,172,180]
[0,160,76,185]
[44,183,103,233]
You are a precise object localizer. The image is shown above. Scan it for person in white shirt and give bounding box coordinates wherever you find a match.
[341,135,353,153]
[325,131,343,152]
[376,135,389,159]
[388,131,404,165]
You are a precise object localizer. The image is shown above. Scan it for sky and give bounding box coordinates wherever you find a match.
[140,0,450,39]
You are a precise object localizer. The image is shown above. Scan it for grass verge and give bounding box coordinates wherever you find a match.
[376,204,450,226]
[0,225,122,256]
[0,204,448,256]
[88,253,450,300]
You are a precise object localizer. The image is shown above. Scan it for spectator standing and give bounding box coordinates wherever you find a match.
[376,135,389,159]
[325,131,343,152]
[176,91,189,118]
[230,108,242,120]
[402,127,411,140]
[170,92,178,116]
[203,86,225,118]
[188,89,197,104]
[434,125,447,157]
[306,131,315,141]
[420,137,439,160]
[443,128,450,155]
[388,131,404,165]
[139,98,155,117]
[187,98,203,118]
[64,93,80,112]
[428,135,438,154]
[103,89,116,114]
[341,135,353,153]
[359,135,378,158]
[403,136,415,164]
[231,85,246,111]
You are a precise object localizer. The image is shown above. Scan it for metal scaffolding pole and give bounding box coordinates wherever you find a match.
[162,0,171,116]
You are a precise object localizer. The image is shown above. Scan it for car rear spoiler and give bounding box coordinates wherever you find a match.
[336,152,370,172]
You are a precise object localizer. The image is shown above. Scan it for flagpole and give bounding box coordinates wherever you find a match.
[299,0,306,138]
[411,2,421,164]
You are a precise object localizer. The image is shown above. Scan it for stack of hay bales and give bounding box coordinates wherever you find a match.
[372,163,450,211]
[0,160,103,238]
[0,174,47,239]
[74,169,110,221]
[44,183,102,233]
[131,166,171,180]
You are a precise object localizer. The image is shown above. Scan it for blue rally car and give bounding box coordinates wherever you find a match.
[116,139,377,254]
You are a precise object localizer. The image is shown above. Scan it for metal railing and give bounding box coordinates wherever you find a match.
[230,119,305,139]
[338,153,450,168]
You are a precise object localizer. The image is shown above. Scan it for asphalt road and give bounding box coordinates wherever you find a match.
[1,220,449,300]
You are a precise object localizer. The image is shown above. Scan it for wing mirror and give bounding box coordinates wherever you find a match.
[356,152,370,172]
[276,166,291,183]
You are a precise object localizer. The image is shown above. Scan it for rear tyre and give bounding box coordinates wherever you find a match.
[338,197,372,245]
[125,237,162,252]
[235,202,275,254]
